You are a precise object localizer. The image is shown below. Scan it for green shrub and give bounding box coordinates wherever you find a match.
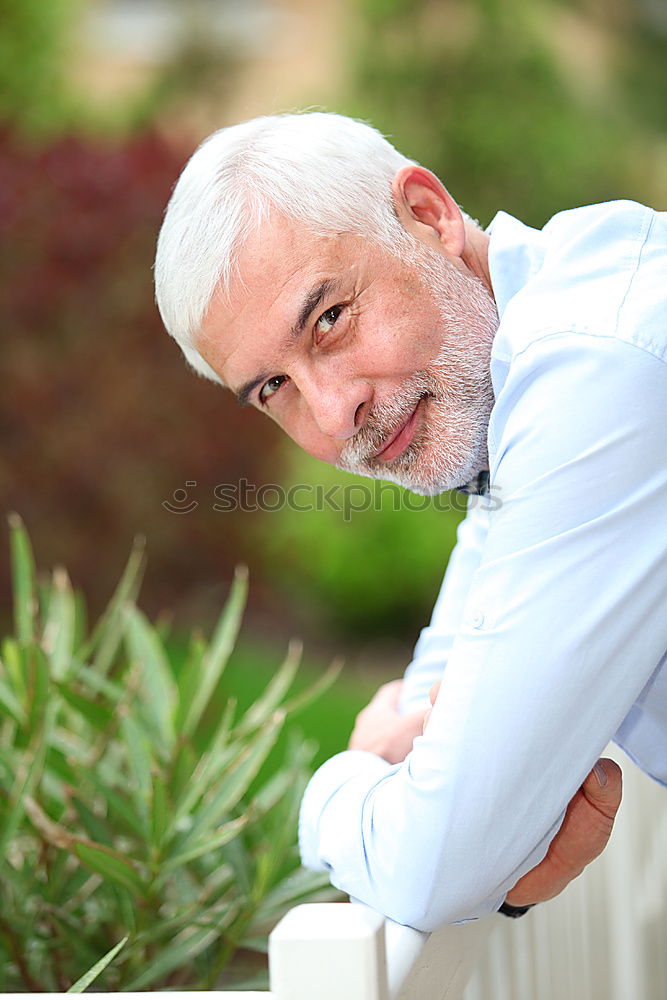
[0,516,336,991]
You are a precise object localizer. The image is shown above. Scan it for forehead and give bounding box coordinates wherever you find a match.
[197,213,368,377]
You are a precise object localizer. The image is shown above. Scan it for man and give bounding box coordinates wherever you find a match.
[155,112,666,930]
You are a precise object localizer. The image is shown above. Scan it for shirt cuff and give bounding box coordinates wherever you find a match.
[299,750,393,872]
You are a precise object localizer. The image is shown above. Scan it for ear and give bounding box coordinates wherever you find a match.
[391,165,466,259]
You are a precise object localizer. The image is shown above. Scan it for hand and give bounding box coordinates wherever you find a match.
[505,756,623,906]
[424,682,623,907]
[348,680,427,764]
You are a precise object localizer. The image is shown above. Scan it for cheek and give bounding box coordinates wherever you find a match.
[275,410,343,466]
[295,431,343,466]
[367,292,444,374]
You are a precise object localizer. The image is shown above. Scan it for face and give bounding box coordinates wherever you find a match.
[197,212,498,495]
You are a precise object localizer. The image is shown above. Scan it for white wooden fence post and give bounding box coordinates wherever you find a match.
[269,902,389,1000]
[269,901,492,1000]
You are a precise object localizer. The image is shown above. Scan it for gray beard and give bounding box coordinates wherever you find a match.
[336,244,498,496]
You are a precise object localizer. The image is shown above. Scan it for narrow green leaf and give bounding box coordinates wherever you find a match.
[170,741,197,805]
[112,884,138,933]
[75,662,123,702]
[248,869,339,930]
[160,814,248,873]
[57,683,112,731]
[150,773,169,851]
[45,853,91,907]
[254,781,306,902]
[282,658,343,717]
[0,674,25,725]
[124,606,176,750]
[119,714,152,826]
[169,741,238,837]
[0,694,56,858]
[0,746,17,797]
[80,539,146,676]
[44,743,78,784]
[50,727,96,767]
[71,796,112,846]
[1,638,26,701]
[124,925,220,991]
[175,632,206,730]
[186,713,284,842]
[180,566,248,737]
[249,767,296,817]
[218,830,253,897]
[72,588,88,654]
[75,842,144,898]
[67,935,128,993]
[86,774,145,839]
[0,746,46,856]
[8,513,37,644]
[234,640,301,736]
[41,567,76,680]
[130,897,211,949]
[26,641,51,733]
[171,698,237,825]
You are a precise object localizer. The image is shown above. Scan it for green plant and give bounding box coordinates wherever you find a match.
[0,515,337,991]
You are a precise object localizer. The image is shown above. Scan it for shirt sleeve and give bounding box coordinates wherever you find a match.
[299,332,667,931]
[398,497,491,714]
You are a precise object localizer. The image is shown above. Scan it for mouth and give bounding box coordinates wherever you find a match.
[374,398,424,463]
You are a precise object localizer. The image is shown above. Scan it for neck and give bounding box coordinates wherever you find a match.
[462,222,493,298]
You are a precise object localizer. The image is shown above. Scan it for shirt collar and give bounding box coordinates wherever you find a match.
[486,211,547,321]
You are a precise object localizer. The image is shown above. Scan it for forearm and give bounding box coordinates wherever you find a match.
[399,500,490,714]
[299,741,563,929]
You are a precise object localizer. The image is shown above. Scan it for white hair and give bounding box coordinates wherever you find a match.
[154,111,418,382]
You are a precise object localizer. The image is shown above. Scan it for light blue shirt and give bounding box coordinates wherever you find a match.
[298,201,667,932]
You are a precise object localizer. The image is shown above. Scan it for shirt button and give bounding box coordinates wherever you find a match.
[469,611,485,629]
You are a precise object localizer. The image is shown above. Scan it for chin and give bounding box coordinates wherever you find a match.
[385,428,489,497]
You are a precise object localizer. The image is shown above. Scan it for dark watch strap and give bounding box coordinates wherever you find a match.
[499,901,533,918]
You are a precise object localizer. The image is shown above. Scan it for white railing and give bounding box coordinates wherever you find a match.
[3,749,665,1000]
[462,747,667,1000]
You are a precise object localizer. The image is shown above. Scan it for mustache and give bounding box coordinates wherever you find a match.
[338,385,432,469]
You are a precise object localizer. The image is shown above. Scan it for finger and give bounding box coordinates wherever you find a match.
[422,707,432,734]
[428,681,441,706]
[372,679,404,707]
[581,757,623,821]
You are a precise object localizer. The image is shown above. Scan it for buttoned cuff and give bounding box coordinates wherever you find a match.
[298,750,393,872]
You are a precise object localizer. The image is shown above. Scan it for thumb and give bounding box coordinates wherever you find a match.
[581,757,623,821]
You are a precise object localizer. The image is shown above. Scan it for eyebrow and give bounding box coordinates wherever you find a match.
[234,278,338,406]
[291,278,337,341]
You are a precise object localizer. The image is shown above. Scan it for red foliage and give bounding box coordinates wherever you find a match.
[0,126,283,624]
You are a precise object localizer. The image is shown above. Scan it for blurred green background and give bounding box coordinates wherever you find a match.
[2,0,667,705]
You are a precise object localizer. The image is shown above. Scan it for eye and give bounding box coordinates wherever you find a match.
[259,374,288,405]
[315,304,343,341]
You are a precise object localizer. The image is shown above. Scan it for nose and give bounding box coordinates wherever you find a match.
[300,369,372,440]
